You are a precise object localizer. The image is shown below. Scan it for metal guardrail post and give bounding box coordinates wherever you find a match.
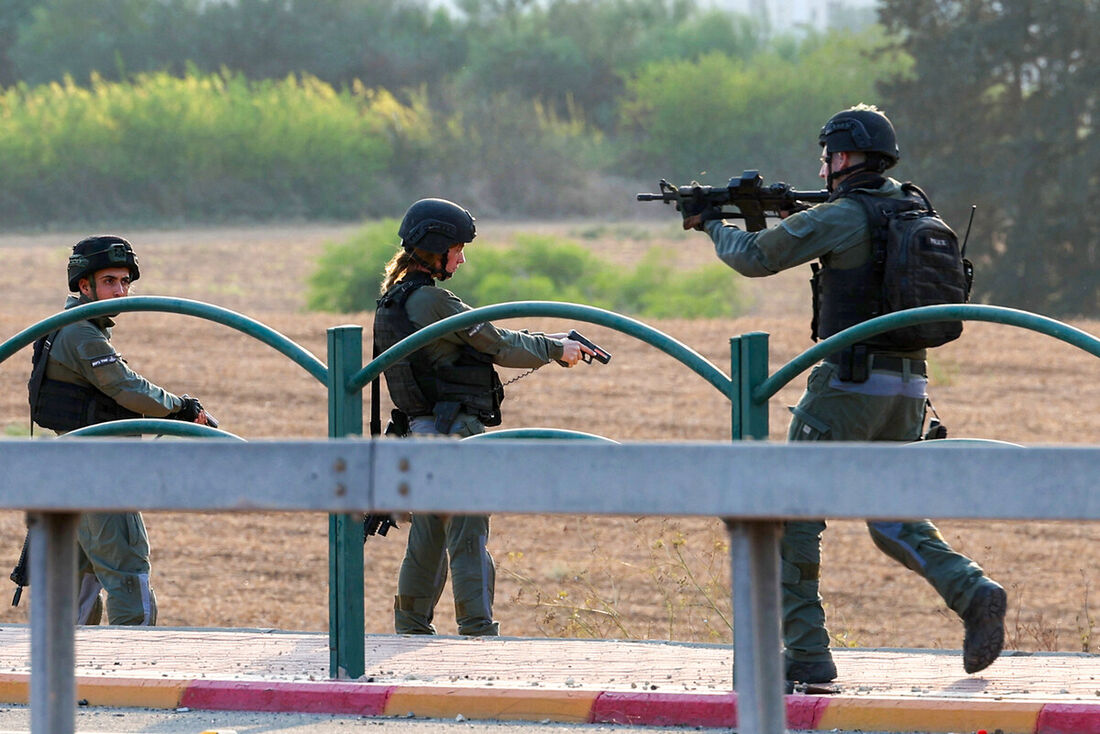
[29,511,78,734]
[728,520,785,734]
[729,331,784,732]
[327,326,365,679]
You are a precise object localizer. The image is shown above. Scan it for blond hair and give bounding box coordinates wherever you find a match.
[380,247,443,293]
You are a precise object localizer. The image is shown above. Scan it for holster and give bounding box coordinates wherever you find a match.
[384,409,410,438]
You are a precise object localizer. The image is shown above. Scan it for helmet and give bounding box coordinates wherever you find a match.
[398,198,476,255]
[818,107,899,167]
[67,235,140,292]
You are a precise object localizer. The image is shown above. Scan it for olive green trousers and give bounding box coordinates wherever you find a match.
[783,361,991,663]
[76,512,157,626]
[394,413,498,636]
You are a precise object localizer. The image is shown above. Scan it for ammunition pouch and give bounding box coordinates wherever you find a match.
[32,378,142,432]
[434,348,503,427]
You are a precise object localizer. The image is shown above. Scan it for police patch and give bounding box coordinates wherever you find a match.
[89,354,119,368]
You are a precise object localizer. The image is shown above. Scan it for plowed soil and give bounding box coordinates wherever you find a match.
[0,222,1096,655]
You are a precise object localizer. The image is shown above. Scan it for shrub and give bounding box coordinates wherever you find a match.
[306,219,399,313]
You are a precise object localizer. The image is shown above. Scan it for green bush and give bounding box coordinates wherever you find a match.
[307,227,745,320]
[306,219,400,313]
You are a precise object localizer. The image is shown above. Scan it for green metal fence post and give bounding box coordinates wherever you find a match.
[729,336,743,440]
[732,332,769,441]
[327,325,364,679]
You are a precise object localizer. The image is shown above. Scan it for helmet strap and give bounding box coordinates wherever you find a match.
[826,159,869,192]
[407,250,450,281]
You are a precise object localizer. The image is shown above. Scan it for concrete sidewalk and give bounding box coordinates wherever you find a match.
[0,626,1095,733]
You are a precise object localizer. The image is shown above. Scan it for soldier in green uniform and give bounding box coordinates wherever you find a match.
[683,105,1007,684]
[30,235,212,625]
[375,198,593,636]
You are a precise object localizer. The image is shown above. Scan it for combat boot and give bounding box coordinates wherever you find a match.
[785,658,837,684]
[962,582,1007,673]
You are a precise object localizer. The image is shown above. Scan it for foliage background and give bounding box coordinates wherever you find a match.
[0,0,1095,316]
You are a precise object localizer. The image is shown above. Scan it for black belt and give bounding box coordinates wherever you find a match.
[826,353,926,377]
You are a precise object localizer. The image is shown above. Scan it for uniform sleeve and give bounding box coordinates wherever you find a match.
[411,287,565,369]
[704,199,866,276]
[59,323,182,417]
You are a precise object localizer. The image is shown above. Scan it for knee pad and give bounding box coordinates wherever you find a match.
[782,559,820,586]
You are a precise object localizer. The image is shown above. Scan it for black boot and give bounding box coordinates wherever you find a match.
[785,658,837,684]
[962,583,1007,674]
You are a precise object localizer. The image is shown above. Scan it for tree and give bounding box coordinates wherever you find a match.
[876,0,1099,316]
[0,0,35,86]
[618,26,904,182]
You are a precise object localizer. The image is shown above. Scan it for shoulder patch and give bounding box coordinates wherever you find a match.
[89,354,120,368]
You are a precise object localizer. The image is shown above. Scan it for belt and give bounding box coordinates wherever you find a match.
[826,353,926,377]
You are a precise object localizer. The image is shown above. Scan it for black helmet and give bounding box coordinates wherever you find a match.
[67,235,140,292]
[398,198,476,255]
[818,106,899,168]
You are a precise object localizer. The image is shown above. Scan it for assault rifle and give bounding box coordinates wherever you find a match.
[363,514,398,541]
[10,532,28,606]
[636,170,829,232]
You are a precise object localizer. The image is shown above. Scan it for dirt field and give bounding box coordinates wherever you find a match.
[0,222,1096,656]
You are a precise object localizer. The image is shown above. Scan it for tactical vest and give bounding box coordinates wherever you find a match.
[810,177,922,348]
[374,274,503,425]
[28,329,142,433]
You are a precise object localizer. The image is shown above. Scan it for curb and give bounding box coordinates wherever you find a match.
[0,674,1097,732]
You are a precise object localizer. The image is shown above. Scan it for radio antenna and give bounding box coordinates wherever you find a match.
[961,205,976,257]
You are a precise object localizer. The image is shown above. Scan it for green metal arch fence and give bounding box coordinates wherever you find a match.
[756,304,1100,404]
[464,427,618,443]
[65,419,244,441]
[346,300,732,398]
[0,296,327,384]
[734,303,1100,440]
[2,295,1098,683]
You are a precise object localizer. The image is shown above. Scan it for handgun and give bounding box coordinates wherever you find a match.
[563,330,611,364]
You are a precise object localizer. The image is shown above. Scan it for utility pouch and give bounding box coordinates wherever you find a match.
[849,345,869,383]
[836,345,870,383]
[433,401,462,434]
[385,409,410,438]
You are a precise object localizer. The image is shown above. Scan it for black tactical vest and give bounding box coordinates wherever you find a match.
[28,329,142,432]
[374,274,503,425]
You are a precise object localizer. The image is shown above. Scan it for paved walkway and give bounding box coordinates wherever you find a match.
[0,626,1096,732]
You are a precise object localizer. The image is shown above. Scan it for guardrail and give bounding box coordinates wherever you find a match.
[2,297,1098,734]
[8,440,1100,734]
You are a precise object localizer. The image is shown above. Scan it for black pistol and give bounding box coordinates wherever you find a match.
[564,330,611,364]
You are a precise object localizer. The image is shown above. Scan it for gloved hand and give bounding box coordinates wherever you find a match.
[170,394,204,422]
[678,188,724,231]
